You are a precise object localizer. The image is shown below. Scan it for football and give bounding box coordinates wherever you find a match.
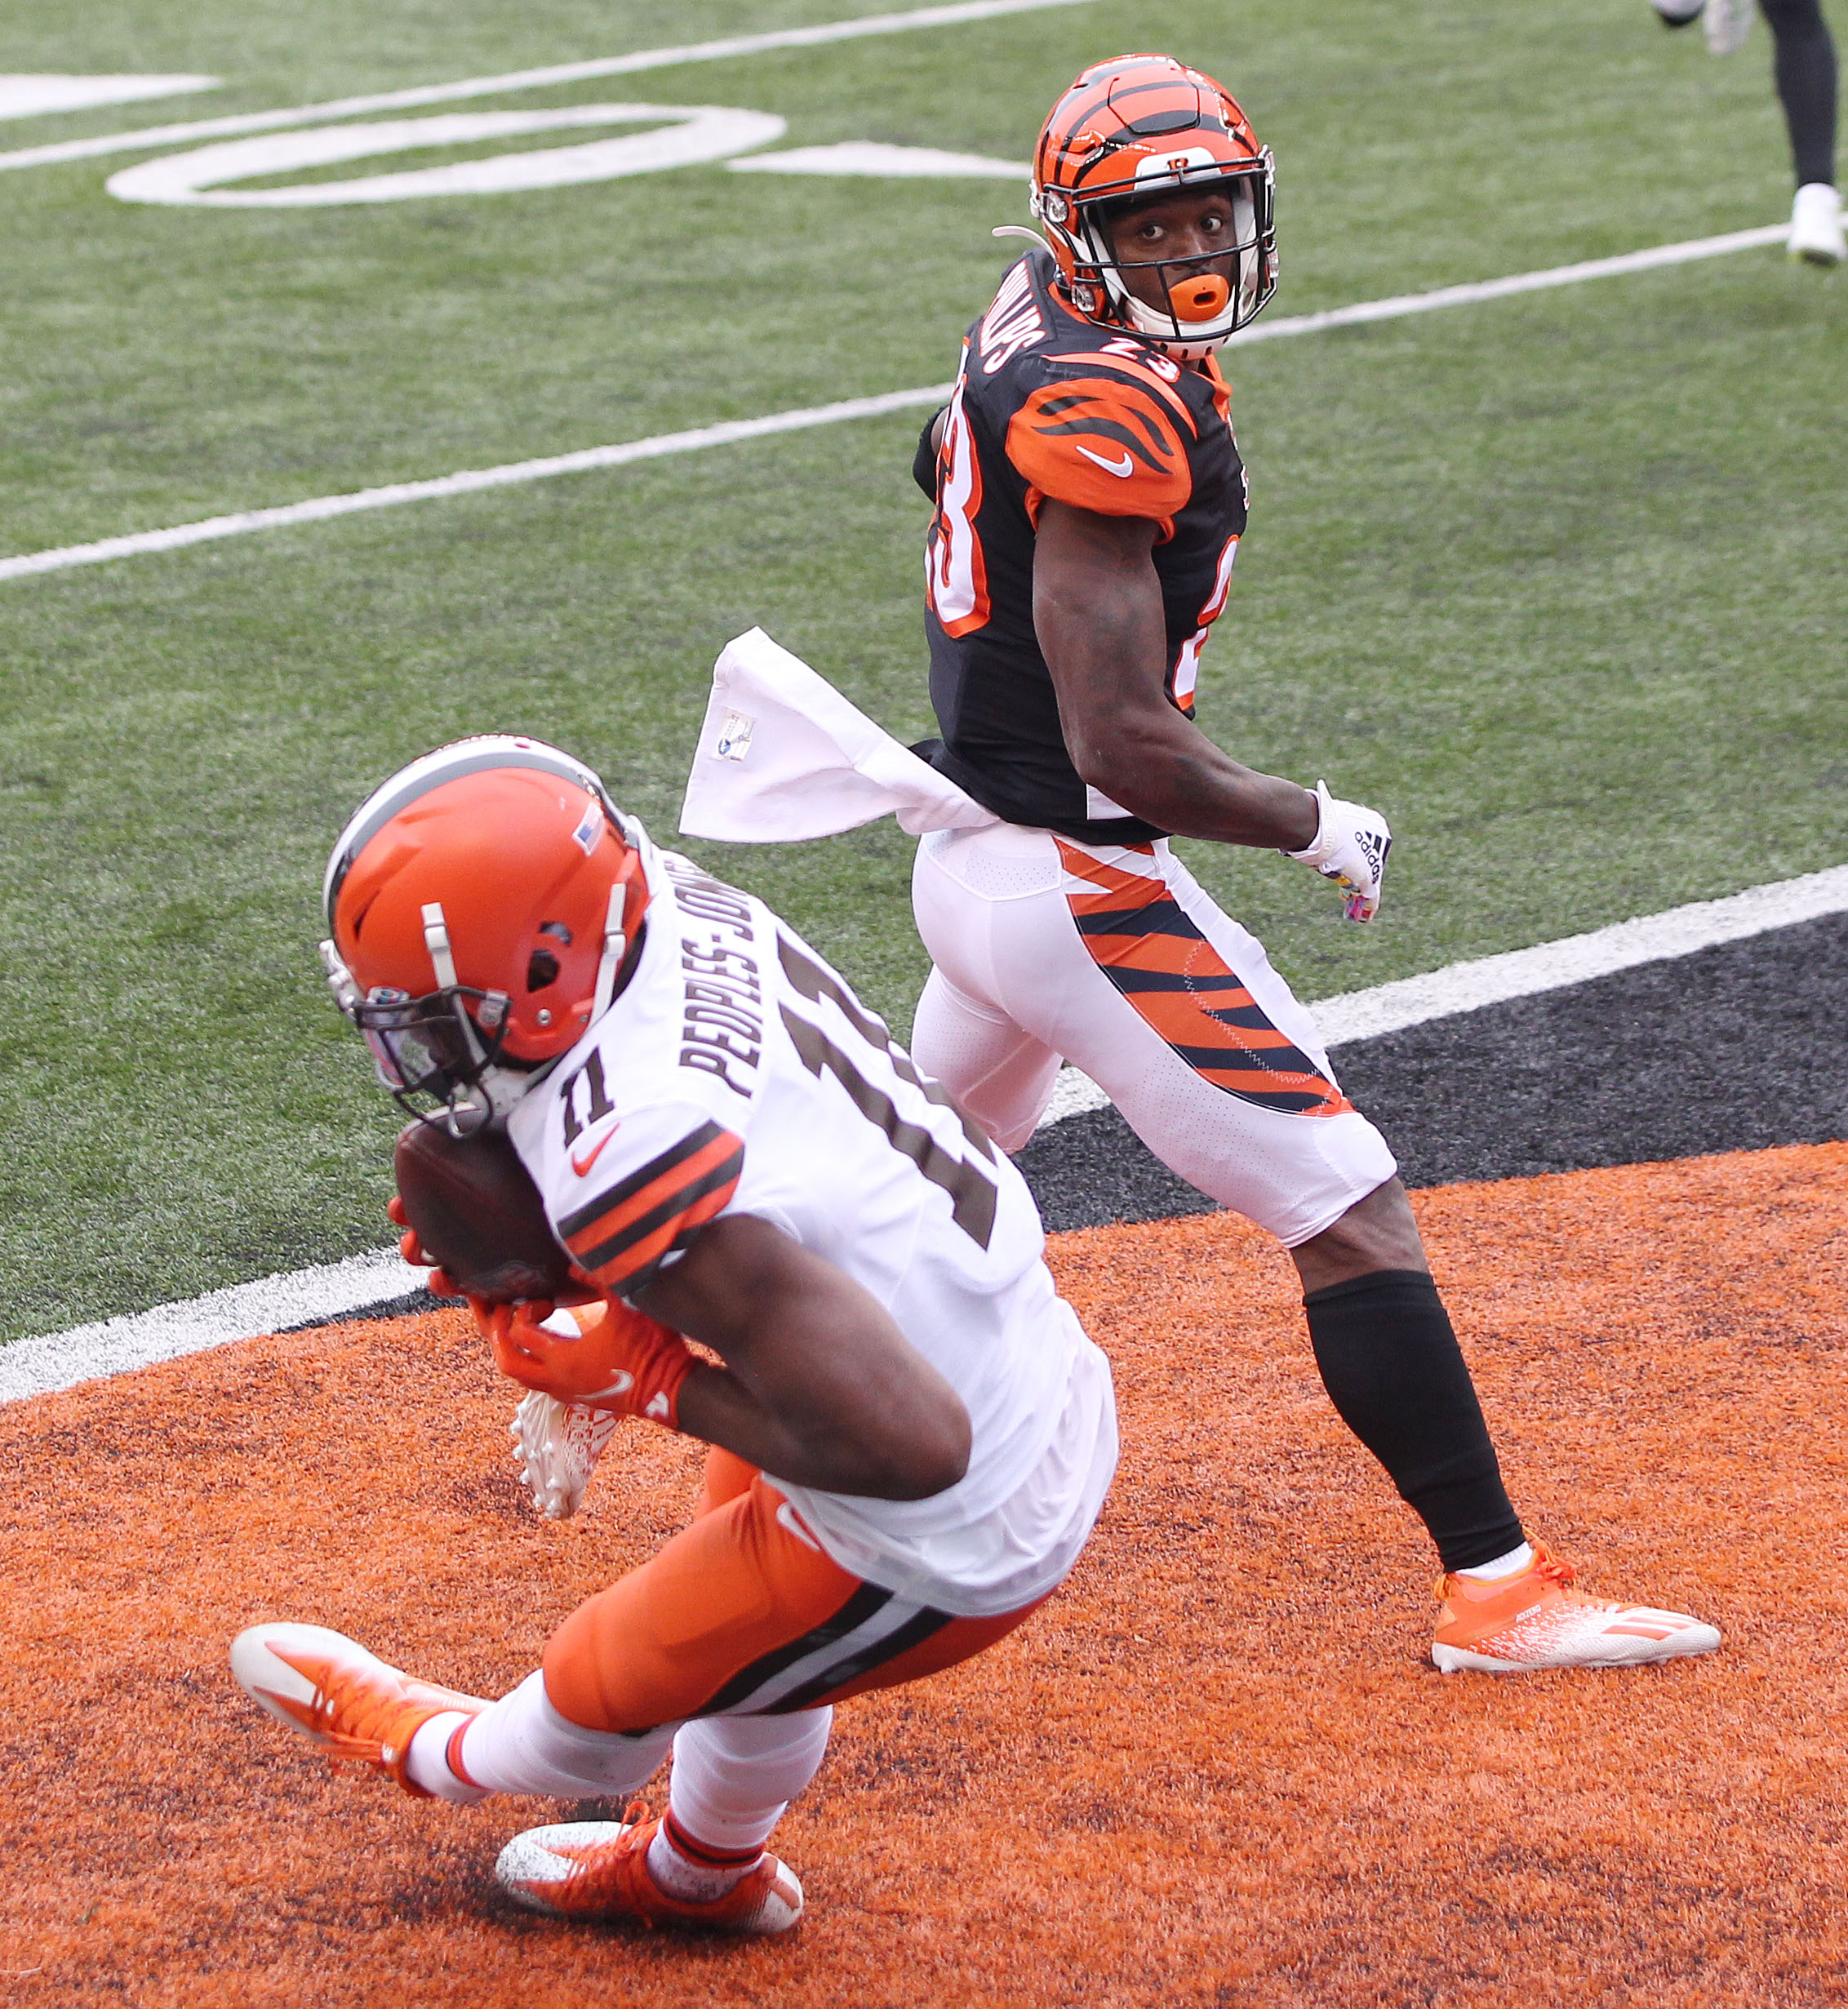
[393,1120,576,1305]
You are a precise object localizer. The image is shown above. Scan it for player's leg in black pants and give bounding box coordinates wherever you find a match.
[1761,0,1838,187]
[1291,1177,1526,1575]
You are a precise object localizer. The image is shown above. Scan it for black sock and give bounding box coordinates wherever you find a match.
[1302,1269,1524,1573]
[1762,0,1838,189]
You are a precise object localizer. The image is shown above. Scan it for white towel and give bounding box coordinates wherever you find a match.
[677,628,998,842]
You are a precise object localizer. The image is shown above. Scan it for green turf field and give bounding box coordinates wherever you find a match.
[2,0,1843,1343]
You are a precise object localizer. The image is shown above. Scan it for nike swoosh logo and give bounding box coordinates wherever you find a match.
[1075,443,1135,478]
[775,1500,822,1552]
[569,1125,621,1178]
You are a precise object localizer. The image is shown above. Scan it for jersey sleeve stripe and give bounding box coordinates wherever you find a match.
[566,1141,743,1276]
[1006,376,1192,520]
[559,1126,745,1291]
[1045,352,1197,429]
[1031,386,1188,461]
[554,1121,730,1240]
[575,1163,742,1296]
[1027,410,1174,472]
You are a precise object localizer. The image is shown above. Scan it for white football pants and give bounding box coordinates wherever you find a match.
[910,823,1396,1248]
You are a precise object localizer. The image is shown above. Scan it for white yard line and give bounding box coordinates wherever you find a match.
[0,387,957,583]
[1310,862,1848,1045]
[0,0,1095,175]
[0,221,1792,588]
[7,862,1844,1402]
[0,75,220,122]
[0,1248,423,1406]
[1225,222,1788,344]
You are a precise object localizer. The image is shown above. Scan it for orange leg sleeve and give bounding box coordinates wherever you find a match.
[542,1477,860,1733]
[694,1443,760,1520]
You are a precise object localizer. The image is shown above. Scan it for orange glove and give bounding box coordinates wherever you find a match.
[474,1297,695,1429]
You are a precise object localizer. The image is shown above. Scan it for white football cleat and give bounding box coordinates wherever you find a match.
[509,1388,621,1521]
[497,1813,804,1932]
[1433,1544,1721,1673]
[1703,0,1752,52]
[1789,183,1846,265]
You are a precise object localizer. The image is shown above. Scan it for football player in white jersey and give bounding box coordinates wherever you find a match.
[230,736,1117,1936]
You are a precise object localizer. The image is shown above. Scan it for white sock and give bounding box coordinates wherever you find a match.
[645,1710,834,1900]
[405,1710,491,1805]
[1459,1540,1536,1582]
[433,1671,676,1800]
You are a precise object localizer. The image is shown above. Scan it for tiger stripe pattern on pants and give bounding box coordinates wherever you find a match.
[1055,840,1352,1117]
[909,822,1398,1248]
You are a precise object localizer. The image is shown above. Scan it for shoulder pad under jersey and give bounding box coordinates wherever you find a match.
[1003,346,1200,526]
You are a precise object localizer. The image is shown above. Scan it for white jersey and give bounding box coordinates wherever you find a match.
[507,850,1116,1616]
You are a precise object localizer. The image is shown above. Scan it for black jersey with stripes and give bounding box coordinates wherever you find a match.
[916,248,1248,846]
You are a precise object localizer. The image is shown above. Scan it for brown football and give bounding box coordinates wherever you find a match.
[393,1121,576,1305]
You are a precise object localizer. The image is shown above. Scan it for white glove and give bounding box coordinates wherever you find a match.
[1283,780,1392,922]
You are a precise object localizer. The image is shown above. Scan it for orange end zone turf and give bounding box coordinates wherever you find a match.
[1,1142,1844,2007]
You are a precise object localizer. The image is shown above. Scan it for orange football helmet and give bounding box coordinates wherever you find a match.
[320,736,651,1132]
[1029,53,1277,357]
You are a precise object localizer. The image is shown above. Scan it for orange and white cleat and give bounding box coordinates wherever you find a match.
[230,1622,488,1792]
[1432,1545,1721,1673]
[496,1808,804,1934]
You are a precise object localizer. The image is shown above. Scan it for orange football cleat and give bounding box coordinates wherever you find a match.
[1433,1544,1721,1673]
[495,1807,804,1933]
[230,1622,487,1793]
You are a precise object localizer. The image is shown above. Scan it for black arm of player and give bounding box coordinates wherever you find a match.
[913,408,947,498]
[1033,497,1320,850]
[634,1214,972,1501]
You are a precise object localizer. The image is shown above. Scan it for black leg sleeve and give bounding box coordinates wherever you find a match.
[1302,1269,1524,1573]
[1761,0,1838,189]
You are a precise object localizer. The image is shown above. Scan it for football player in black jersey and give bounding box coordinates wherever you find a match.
[908,53,1720,1673]
[1651,0,1841,263]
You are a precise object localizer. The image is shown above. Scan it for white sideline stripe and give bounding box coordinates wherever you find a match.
[0,221,1792,587]
[0,0,1095,174]
[7,862,1845,1403]
[0,76,221,122]
[1038,862,1848,1128]
[1223,223,1789,345]
[0,386,957,583]
[0,1249,424,1407]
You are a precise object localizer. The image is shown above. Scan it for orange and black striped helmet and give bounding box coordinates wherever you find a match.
[1029,54,1277,357]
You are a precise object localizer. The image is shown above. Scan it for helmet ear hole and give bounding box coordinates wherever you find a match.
[526,949,562,993]
[538,920,573,944]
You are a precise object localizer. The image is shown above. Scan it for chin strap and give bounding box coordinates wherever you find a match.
[319,939,361,1016]
[589,849,641,1022]
[420,902,460,989]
